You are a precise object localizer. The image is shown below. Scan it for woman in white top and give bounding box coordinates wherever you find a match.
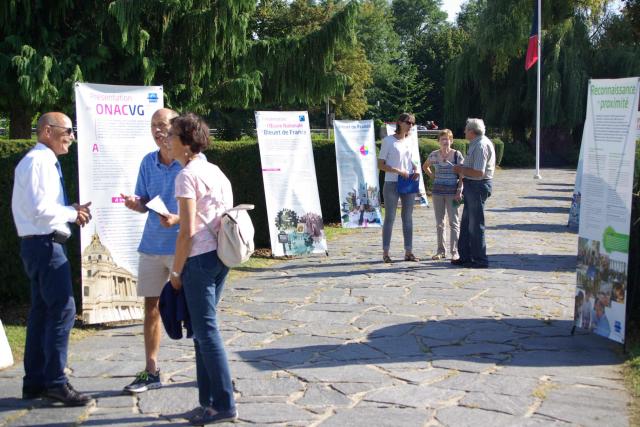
[166,113,238,425]
[378,113,420,263]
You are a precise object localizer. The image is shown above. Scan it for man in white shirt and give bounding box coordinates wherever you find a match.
[11,112,93,406]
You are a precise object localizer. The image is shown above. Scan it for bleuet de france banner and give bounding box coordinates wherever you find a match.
[385,123,428,206]
[333,120,383,228]
[75,83,164,324]
[573,77,640,344]
[255,111,328,257]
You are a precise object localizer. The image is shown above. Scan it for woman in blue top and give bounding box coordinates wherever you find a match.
[423,129,464,260]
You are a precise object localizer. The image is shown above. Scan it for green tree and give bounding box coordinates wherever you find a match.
[0,1,123,138]
[444,0,610,145]
[410,23,466,127]
[592,0,640,78]
[250,0,370,119]
[358,0,404,121]
[391,0,447,46]
[1,0,359,137]
[388,0,447,124]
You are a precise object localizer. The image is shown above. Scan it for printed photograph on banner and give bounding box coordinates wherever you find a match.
[575,237,627,339]
[333,120,382,228]
[274,208,326,256]
[340,184,381,227]
[75,83,164,324]
[256,111,328,257]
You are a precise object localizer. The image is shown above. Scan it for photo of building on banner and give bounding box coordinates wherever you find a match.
[75,83,164,324]
[384,123,428,206]
[573,77,640,344]
[256,111,328,257]
[333,120,382,228]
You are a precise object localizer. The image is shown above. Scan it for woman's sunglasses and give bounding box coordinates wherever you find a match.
[402,120,415,126]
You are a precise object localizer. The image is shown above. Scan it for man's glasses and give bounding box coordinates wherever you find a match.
[49,124,74,135]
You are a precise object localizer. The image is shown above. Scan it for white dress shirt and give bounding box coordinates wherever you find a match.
[12,143,77,237]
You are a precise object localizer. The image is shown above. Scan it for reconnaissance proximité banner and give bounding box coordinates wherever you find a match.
[573,77,639,344]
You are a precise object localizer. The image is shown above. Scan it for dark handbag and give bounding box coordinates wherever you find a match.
[397,175,419,194]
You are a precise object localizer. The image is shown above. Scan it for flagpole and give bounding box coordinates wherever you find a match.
[534,0,542,180]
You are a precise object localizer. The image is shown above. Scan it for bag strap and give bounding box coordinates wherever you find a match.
[197,211,217,237]
[226,204,254,212]
[198,204,254,232]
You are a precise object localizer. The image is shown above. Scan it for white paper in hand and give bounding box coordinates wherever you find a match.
[146,196,170,217]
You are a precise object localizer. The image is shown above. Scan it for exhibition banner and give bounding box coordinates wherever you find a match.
[573,77,640,344]
[385,123,428,206]
[75,82,164,324]
[255,111,328,257]
[333,120,382,228]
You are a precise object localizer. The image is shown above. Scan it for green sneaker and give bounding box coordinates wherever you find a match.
[123,369,161,393]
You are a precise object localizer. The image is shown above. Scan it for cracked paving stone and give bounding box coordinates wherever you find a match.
[234,377,303,397]
[435,406,520,427]
[535,383,628,426]
[237,402,317,424]
[320,406,434,426]
[294,383,353,407]
[459,391,534,416]
[364,384,465,409]
[136,384,198,414]
[0,169,630,427]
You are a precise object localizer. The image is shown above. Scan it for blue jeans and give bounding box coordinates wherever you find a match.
[458,179,492,266]
[20,237,76,389]
[181,250,235,412]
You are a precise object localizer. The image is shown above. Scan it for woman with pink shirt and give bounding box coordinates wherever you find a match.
[166,113,237,425]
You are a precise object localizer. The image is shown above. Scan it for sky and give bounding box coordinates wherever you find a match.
[440,0,625,23]
[441,0,465,23]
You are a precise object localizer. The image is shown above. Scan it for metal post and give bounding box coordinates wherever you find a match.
[326,98,330,139]
[534,0,542,180]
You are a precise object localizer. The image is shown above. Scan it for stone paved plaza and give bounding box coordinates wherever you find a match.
[0,168,630,426]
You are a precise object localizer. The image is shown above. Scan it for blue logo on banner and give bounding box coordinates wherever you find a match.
[614,321,621,333]
[299,115,305,122]
[148,93,158,103]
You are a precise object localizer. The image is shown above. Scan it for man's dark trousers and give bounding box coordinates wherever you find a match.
[20,236,75,391]
[458,178,492,267]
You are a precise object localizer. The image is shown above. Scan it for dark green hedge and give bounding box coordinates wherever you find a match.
[0,135,500,304]
[0,141,84,304]
[418,137,504,167]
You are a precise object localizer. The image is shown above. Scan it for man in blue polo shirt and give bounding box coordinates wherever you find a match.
[120,108,180,393]
[452,118,495,269]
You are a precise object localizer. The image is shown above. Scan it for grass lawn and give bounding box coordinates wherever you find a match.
[3,322,101,367]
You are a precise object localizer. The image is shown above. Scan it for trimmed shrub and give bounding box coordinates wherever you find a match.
[493,138,505,166]
[501,140,535,167]
[0,134,570,306]
[0,141,83,303]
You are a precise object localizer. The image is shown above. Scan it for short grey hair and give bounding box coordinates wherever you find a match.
[465,118,485,136]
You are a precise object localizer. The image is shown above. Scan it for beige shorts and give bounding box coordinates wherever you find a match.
[137,253,174,297]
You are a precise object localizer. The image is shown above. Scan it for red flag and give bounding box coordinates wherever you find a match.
[525,2,538,70]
